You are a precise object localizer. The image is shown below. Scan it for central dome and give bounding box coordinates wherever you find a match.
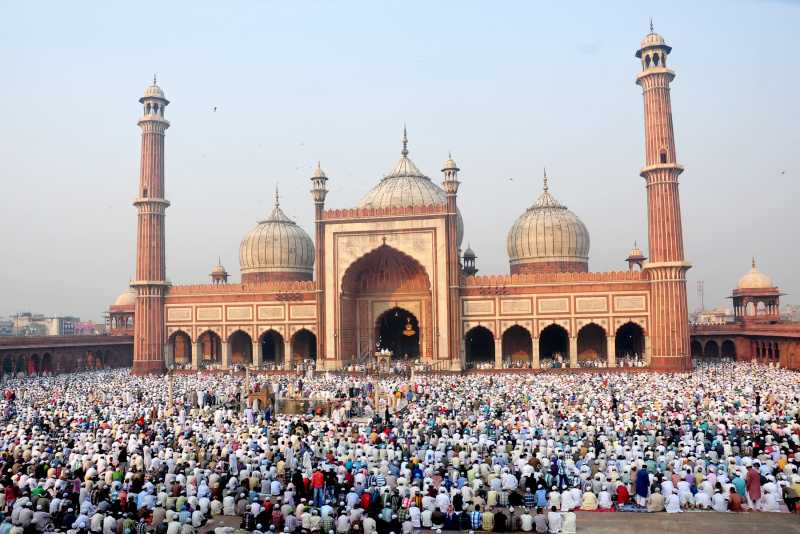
[239,190,314,283]
[507,174,590,274]
[358,129,463,246]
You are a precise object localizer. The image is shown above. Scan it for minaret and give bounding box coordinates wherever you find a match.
[132,77,170,375]
[636,25,691,371]
[441,151,462,370]
[310,161,329,367]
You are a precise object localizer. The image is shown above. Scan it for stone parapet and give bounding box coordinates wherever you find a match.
[168,280,316,295]
[322,204,447,221]
[465,271,645,287]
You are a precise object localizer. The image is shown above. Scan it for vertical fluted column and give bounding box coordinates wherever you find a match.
[636,32,691,371]
[314,204,326,369]
[441,156,462,370]
[132,82,170,375]
[310,163,328,369]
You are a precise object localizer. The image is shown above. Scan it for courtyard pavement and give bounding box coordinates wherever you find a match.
[199,511,800,534]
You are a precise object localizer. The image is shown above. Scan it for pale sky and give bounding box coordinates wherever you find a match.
[1,1,798,322]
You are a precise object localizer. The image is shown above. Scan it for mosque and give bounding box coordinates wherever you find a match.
[114,28,697,374]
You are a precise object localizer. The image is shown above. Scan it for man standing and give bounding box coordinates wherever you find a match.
[746,463,762,509]
[635,467,650,507]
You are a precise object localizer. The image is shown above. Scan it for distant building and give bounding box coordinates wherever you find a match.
[12,313,47,336]
[783,304,800,322]
[74,321,103,336]
[11,313,83,336]
[42,316,78,336]
[690,260,800,367]
[694,308,733,325]
[0,320,12,336]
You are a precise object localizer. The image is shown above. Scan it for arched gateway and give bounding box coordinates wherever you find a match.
[339,245,432,364]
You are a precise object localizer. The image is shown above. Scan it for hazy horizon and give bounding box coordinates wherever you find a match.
[1,1,798,322]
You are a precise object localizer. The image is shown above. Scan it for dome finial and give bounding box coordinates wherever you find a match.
[543,167,548,192]
[274,184,280,207]
[752,256,756,269]
[649,17,654,33]
[401,124,409,157]
[153,73,157,85]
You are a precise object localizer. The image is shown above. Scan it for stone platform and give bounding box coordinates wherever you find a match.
[200,511,800,533]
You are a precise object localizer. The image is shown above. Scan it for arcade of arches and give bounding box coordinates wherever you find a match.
[168,328,318,369]
[465,321,646,368]
[0,347,131,377]
[340,245,432,362]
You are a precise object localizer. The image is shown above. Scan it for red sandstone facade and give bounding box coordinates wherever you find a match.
[124,30,760,373]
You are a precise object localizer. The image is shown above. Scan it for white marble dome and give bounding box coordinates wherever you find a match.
[143,82,166,100]
[640,31,666,49]
[737,259,774,290]
[113,288,137,307]
[358,133,463,246]
[507,177,590,271]
[239,193,314,280]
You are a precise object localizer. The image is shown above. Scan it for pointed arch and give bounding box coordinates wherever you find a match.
[539,323,569,365]
[228,330,253,365]
[374,307,419,359]
[169,330,192,366]
[615,321,645,359]
[704,340,719,358]
[577,323,607,362]
[501,325,532,367]
[721,339,736,359]
[197,330,222,366]
[259,329,284,366]
[339,244,433,362]
[291,328,317,363]
[465,325,494,367]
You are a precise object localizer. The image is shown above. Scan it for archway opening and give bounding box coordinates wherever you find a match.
[291,329,317,364]
[3,356,14,376]
[340,244,432,362]
[375,307,419,360]
[198,330,222,367]
[465,326,494,367]
[3,355,14,376]
[615,322,645,360]
[16,355,27,376]
[704,340,719,358]
[691,340,703,358]
[539,324,569,366]
[229,331,253,366]
[502,325,532,368]
[29,354,41,375]
[721,340,736,359]
[577,323,607,364]
[170,331,192,367]
[260,330,284,367]
[41,353,52,374]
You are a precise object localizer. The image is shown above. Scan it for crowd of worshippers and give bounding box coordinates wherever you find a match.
[0,361,798,534]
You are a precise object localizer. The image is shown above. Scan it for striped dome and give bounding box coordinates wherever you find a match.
[239,192,314,282]
[507,176,590,272]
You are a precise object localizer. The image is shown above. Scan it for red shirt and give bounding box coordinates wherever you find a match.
[312,470,325,489]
